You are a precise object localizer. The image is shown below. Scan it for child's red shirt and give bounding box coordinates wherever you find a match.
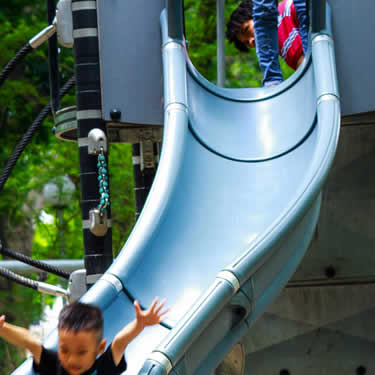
[278,0,304,70]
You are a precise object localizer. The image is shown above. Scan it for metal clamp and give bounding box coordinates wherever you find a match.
[88,128,108,155]
[147,351,173,374]
[89,208,108,237]
[56,0,73,48]
[37,281,70,301]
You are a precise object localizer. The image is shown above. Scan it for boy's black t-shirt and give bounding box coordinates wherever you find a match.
[33,345,126,375]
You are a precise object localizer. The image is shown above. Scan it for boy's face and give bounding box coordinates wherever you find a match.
[58,328,106,375]
[237,19,256,48]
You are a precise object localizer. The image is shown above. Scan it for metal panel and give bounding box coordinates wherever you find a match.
[97,0,164,125]
[328,0,375,115]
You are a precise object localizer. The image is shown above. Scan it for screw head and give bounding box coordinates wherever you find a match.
[325,265,336,279]
[110,108,121,121]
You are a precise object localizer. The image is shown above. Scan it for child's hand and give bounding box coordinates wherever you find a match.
[134,297,169,328]
[0,315,5,329]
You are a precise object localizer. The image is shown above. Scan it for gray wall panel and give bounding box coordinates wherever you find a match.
[328,0,375,115]
[97,0,164,125]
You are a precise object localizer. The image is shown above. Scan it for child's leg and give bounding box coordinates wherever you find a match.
[293,0,308,53]
[253,0,283,86]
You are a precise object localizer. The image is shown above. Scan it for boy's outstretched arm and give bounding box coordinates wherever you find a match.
[111,297,169,366]
[0,315,42,364]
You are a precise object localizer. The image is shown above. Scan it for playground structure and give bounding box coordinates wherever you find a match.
[1,0,375,374]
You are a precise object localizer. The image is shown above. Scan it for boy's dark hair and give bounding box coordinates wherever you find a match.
[226,0,254,52]
[58,302,103,342]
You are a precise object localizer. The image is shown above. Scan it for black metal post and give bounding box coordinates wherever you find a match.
[132,143,159,220]
[167,0,184,39]
[72,0,112,285]
[46,0,60,113]
[311,0,326,33]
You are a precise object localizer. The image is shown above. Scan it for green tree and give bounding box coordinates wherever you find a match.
[0,2,136,373]
[185,0,294,87]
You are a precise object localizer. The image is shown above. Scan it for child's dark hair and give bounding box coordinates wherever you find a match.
[58,302,103,342]
[226,0,254,52]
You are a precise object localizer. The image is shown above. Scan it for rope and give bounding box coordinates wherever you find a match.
[0,76,75,193]
[0,266,38,290]
[0,245,70,279]
[0,43,33,89]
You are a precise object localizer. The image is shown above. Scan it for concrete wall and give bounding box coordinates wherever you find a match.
[240,112,375,374]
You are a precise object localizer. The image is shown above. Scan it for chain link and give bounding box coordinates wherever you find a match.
[97,147,110,215]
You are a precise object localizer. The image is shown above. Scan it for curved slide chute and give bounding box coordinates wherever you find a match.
[12,4,339,375]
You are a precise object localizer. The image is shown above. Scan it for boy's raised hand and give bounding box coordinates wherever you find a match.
[0,315,5,329]
[134,297,169,327]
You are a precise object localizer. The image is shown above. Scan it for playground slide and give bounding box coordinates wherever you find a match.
[12,5,340,375]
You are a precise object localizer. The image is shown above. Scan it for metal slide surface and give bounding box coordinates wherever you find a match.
[12,5,340,375]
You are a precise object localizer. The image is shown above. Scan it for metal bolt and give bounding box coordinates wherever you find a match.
[280,370,290,375]
[356,366,366,375]
[325,265,336,279]
[110,108,121,121]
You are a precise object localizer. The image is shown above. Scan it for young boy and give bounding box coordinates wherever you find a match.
[0,297,167,375]
[227,0,308,85]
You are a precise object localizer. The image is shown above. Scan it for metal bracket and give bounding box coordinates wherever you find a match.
[139,128,158,170]
[140,140,156,170]
[147,351,173,374]
[88,128,108,155]
[89,208,108,236]
[68,269,87,302]
[56,0,73,48]
[37,281,70,301]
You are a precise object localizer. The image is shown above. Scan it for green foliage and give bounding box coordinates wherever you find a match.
[0,1,135,372]
[185,0,296,87]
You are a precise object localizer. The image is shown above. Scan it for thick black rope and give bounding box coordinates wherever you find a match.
[0,76,75,193]
[0,245,70,279]
[0,43,33,89]
[0,266,38,290]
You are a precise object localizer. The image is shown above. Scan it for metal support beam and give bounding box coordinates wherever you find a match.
[216,0,226,87]
[0,260,84,274]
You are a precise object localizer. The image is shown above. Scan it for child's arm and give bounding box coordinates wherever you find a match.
[111,297,168,366]
[0,315,43,364]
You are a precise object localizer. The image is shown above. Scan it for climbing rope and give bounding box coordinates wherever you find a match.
[0,266,38,290]
[0,76,75,193]
[0,265,69,300]
[0,44,33,89]
[0,244,70,279]
[0,23,56,90]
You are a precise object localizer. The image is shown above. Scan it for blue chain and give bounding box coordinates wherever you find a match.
[97,147,110,215]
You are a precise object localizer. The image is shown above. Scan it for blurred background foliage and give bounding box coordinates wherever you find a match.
[0,0,296,372]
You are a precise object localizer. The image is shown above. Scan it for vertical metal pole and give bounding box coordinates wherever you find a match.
[216,0,226,87]
[46,0,60,113]
[132,143,159,220]
[167,0,184,39]
[132,143,145,220]
[72,0,113,286]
